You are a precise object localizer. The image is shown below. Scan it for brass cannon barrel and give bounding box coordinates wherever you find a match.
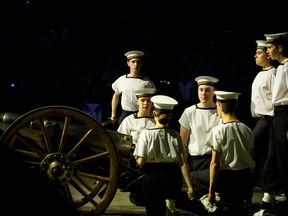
[0,112,133,165]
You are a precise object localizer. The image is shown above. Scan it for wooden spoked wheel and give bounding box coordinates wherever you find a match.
[0,106,119,215]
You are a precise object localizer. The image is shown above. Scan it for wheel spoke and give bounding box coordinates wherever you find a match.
[73,151,109,165]
[58,116,70,153]
[15,132,45,158]
[67,128,93,157]
[69,178,99,207]
[39,117,53,153]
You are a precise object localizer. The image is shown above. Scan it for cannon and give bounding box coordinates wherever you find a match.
[0,105,142,215]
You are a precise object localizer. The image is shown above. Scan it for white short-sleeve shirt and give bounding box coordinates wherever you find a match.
[272,63,288,106]
[117,114,155,144]
[251,67,275,117]
[205,121,255,171]
[112,75,155,111]
[178,105,221,156]
[133,128,186,163]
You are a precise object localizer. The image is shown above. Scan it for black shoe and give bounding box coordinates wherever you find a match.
[129,192,145,206]
[259,201,273,209]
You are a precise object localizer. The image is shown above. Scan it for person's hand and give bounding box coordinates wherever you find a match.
[187,187,194,200]
[109,116,117,125]
[207,192,215,203]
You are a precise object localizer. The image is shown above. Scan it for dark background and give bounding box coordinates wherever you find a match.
[0,0,286,129]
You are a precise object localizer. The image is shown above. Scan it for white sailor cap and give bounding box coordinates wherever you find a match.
[264,32,288,43]
[256,40,267,48]
[135,88,157,98]
[124,50,145,60]
[195,76,219,86]
[214,90,241,100]
[151,95,178,110]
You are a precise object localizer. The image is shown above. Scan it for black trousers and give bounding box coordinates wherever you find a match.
[262,106,288,199]
[252,115,273,188]
[189,154,211,199]
[217,168,253,216]
[142,163,183,216]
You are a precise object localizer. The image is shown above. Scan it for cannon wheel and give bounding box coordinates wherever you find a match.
[0,106,119,215]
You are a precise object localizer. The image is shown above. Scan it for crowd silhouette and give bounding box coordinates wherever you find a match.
[0,0,286,129]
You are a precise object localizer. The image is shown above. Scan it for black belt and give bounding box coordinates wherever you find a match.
[274,105,288,112]
[190,154,211,159]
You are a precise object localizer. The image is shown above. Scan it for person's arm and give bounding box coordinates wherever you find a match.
[110,92,120,123]
[208,149,220,203]
[179,153,194,200]
[180,126,190,161]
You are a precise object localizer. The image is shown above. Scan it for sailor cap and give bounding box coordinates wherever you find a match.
[124,50,145,60]
[214,90,241,100]
[256,40,267,48]
[264,32,288,43]
[151,95,178,110]
[135,88,157,98]
[195,76,219,86]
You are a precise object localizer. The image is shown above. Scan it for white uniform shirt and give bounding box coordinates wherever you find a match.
[178,105,221,156]
[133,128,185,163]
[112,75,155,111]
[251,67,276,117]
[117,113,155,144]
[272,62,288,106]
[205,121,255,171]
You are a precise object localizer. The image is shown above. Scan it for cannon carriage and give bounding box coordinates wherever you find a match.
[0,105,143,215]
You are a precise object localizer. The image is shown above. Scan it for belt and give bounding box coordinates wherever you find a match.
[274,105,288,112]
[190,154,211,159]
